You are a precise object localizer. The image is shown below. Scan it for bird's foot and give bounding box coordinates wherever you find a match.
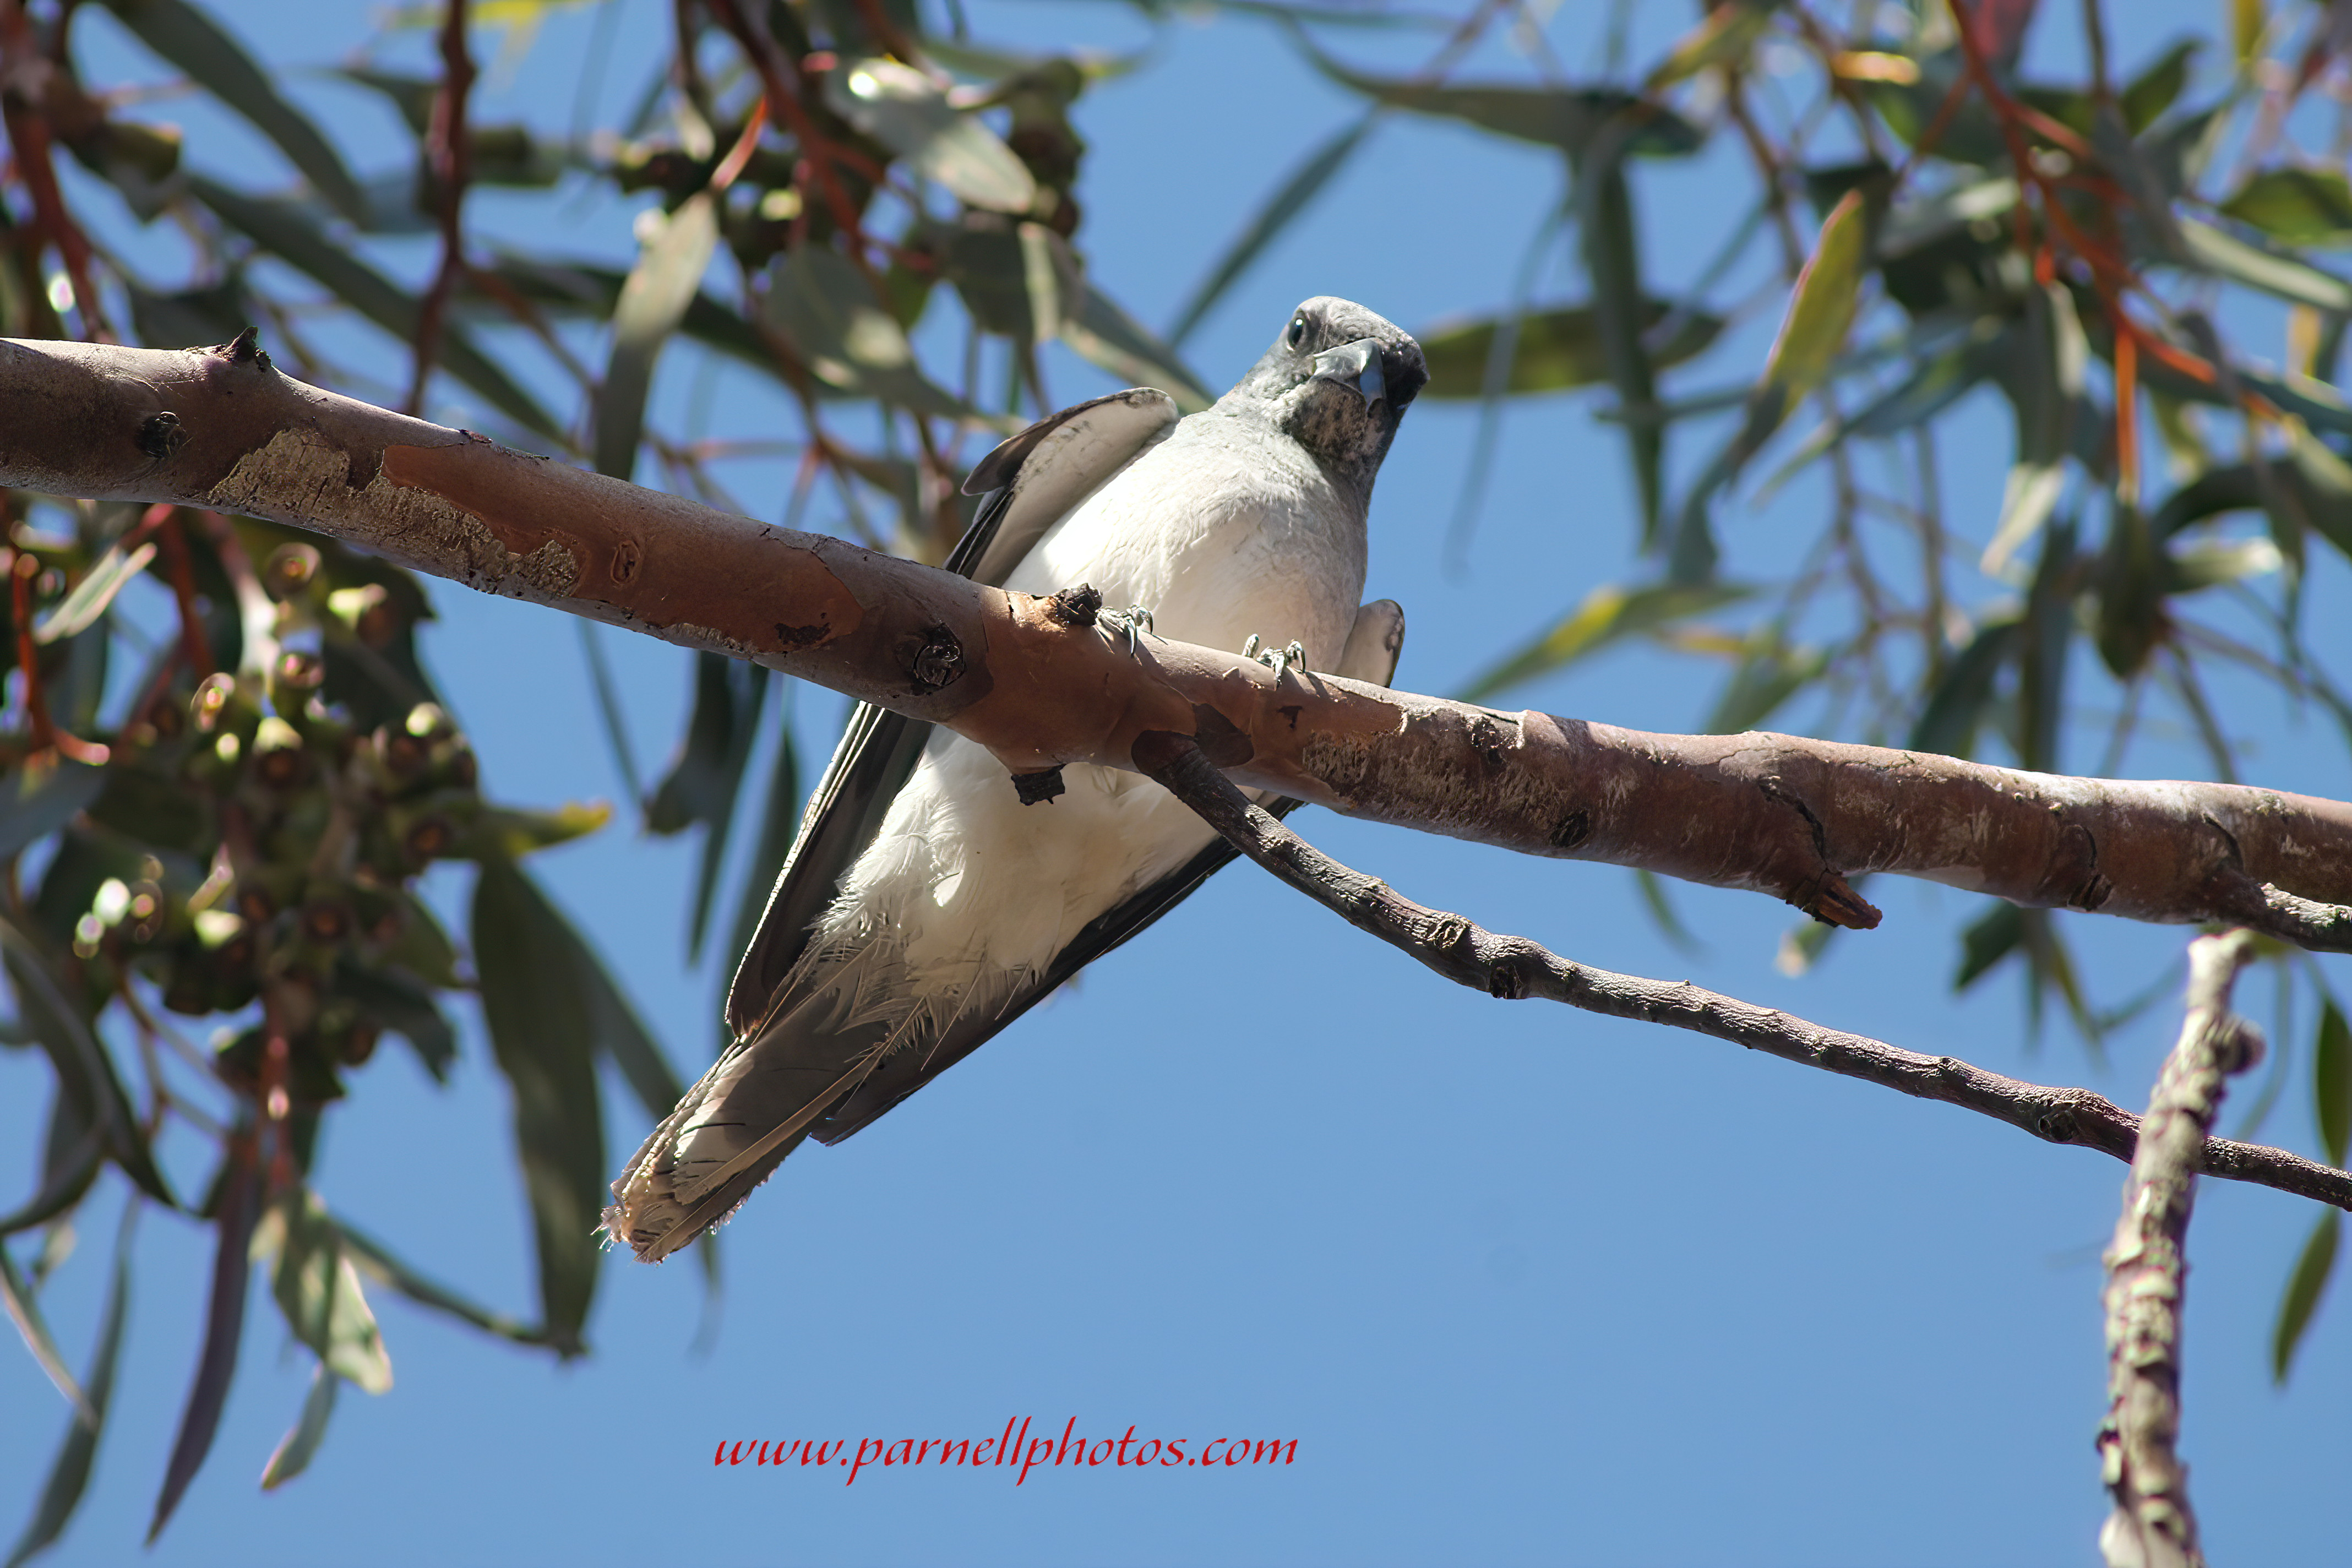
[1242,634,1308,678]
[1100,605,1155,654]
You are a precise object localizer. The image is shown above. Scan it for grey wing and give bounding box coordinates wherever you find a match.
[807,599,1408,1146]
[720,388,1181,1041]
[607,391,1182,1262]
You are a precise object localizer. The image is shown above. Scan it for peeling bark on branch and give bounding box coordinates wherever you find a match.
[1134,732,2352,1216]
[3,335,2348,947]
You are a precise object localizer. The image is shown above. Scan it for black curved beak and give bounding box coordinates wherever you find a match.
[1309,337,1388,411]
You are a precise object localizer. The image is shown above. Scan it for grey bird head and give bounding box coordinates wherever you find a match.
[1221,296,1427,497]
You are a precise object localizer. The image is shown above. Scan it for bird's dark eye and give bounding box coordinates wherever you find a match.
[1286,317,1308,350]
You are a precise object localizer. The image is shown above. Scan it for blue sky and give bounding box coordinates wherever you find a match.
[2,1,2348,1563]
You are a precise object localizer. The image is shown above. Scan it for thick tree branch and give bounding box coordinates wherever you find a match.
[1130,731,2352,1214]
[2,335,2349,948]
[2096,931,2259,1568]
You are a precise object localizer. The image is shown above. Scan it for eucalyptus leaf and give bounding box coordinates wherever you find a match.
[149,1141,258,1544]
[1703,636,1828,734]
[2176,216,2352,311]
[1299,42,1702,157]
[1061,281,1215,411]
[1168,113,1375,349]
[1418,301,1722,398]
[2219,166,2352,248]
[101,0,364,222]
[3,1215,129,1568]
[2120,39,2199,133]
[2317,998,2349,1170]
[0,1242,94,1428]
[1953,900,2024,990]
[333,960,456,1081]
[2271,1208,2339,1384]
[647,654,768,957]
[1455,581,1752,704]
[456,802,613,862]
[0,761,107,864]
[32,541,153,645]
[766,244,998,424]
[0,919,173,1206]
[825,58,1037,214]
[258,1362,337,1490]
[473,860,608,1356]
[188,176,565,443]
[336,1219,547,1347]
[1908,616,2020,758]
[259,1190,393,1394]
[595,192,720,482]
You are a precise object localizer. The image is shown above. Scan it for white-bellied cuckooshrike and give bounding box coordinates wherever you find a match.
[607,297,1429,1260]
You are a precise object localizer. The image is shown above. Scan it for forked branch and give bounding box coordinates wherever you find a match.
[1130,731,2352,1214]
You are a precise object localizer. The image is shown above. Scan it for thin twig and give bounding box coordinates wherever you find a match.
[2095,930,2261,1568]
[1129,731,2352,1213]
[409,0,476,415]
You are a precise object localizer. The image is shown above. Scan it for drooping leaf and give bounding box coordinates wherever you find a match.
[1670,190,1871,578]
[594,190,720,482]
[335,1219,546,1347]
[2175,216,2352,312]
[1631,868,1704,956]
[149,1139,259,1544]
[646,655,769,958]
[2219,166,2352,248]
[578,622,646,809]
[1646,1,1777,90]
[2017,517,2079,774]
[0,760,107,864]
[188,177,565,442]
[1418,301,1722,398]
[472,859,608,1357]
[1954,900,2023,990]
[256,1190,393,1394]
[1168,113,1375,349]
[2317,997,2350,1169]
[2094,502,2164,678]
[1579,153,1663,542]
[0,1102,101,1239]
[723,709,804,1002]
[33,541,154,644]
[331,960,456,1081]
[1983,284,2088,574]
[1299,43,1703,159]
[258,1361,337,1491]
[824,58,1037,214]
[4,1213,130,1568]
[1061,280,1216,411]
[0,1241,94,1428]
[127,276,250,350]
[0,919,173,1206]
[2271,1208,2339,1384]
[2162,535,2282,593]
[765,244,997,423]
[334,70,571,190]
[1455,581,1752,704]
[100,0,364,223]
[1703,635,1828,734]
[2120,39,2199,134]
[1757,189,1872,417]
[476,256,778,378]
[456,801,613,862]
[1908,615,2021,758]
